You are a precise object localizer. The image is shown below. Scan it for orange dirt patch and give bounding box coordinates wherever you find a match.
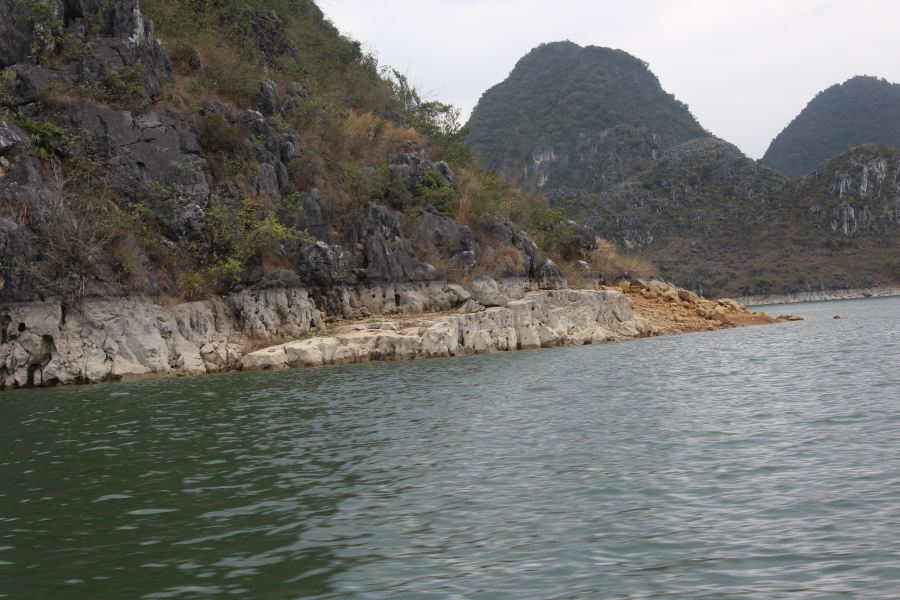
[725,314,779,327]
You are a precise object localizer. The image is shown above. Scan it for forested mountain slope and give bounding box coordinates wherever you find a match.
[465,41,708,189]
[763,76,900,177]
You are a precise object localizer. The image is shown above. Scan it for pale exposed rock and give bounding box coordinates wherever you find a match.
[536,259,567,290]
[240,289,652,372]
[466,275,508,308]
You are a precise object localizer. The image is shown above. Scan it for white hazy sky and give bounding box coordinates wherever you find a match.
[321,0,900,159]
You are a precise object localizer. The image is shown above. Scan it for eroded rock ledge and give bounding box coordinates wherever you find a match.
[241,290,651,371]
[3,273,782,390]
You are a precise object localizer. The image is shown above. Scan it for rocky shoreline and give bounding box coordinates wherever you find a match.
[734,287,900,307]
[0,274,783,390]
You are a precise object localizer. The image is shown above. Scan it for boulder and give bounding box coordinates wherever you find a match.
[297,241,345,286]
[482,216,539,277]
[466,275,508,308]
[387,153,457,207]
[536,258,567,290]
[347,203,442,285]
[0,121,27,156]
[414,205,480,269]
[678,288,700,303]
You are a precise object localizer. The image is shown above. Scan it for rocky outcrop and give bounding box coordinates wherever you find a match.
[413,205,480,269]
[242,289,652,371]
[0,274,324,388]
[482,216,539,277]
[536,259,567,290]
[345,202,442,285]
[55,103,211,240]
[387,153,458,207]
[803,147,900,236]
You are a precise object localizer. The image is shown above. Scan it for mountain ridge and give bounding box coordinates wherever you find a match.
[763,76,900,177]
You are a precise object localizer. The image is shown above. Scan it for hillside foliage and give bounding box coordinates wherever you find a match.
[465,41,708,172]
[762,76,900,177]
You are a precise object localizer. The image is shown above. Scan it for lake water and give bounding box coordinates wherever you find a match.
[2,297,900,599]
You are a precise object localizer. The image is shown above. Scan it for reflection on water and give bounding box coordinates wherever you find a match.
[2,297,900,599]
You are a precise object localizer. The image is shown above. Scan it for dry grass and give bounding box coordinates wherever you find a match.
[416,241,527,288]
[584,238,654,281]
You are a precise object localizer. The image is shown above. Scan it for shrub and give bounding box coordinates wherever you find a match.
[755,277,773,292]
[94,66,149,109]
[539,223,583,260]
[205,197,314,289]
[198,115,251,155]
[178,269,215,300]
[12,115,62,161]
[10,162,122,306]
[342,163,389,212]
[416,171,457,216]
[882,259,900,283]
[583,238,652,281]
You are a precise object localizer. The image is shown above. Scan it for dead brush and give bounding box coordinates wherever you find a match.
[4,199,33,228]
[421,244,527,288]
[584,237,654,282]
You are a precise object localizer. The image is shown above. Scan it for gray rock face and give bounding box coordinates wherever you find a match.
[54,0,174,99]
[561,220,599,250]
[482,216,539,277]
[57,103,211,240]
[255,79,284,117]
[348,203,442,285]
[388,153,458,207]
[0,215,40,303]
[414,205,480,269]
[803,148,900,236]
[297,241,345,286]
[280,188,332,242]
[537,258,567,290]
[3,65,52,105]
[466,275,508,307]
[0,0,35,68]
[0,121,27,156]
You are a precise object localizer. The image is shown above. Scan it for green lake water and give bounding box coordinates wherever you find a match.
[2,296,900,599]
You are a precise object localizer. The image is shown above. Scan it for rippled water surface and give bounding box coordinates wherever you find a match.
[2,297,900,599]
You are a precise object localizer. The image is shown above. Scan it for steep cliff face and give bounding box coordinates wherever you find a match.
[800,146,900,236]
[763,76,900,177]
[465,42,707,187]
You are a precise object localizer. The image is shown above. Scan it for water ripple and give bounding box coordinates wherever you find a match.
[1,297,899,599]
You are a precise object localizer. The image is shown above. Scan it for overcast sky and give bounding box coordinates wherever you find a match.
[322,0,900,159]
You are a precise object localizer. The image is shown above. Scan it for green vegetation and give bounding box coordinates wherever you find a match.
[538,223,583,260]
[205,197,313,289]
[415,171,457,216]
[12,114,62,161]
[19,0,64,62]
[762,76,900,177]
[466,41,708,172]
